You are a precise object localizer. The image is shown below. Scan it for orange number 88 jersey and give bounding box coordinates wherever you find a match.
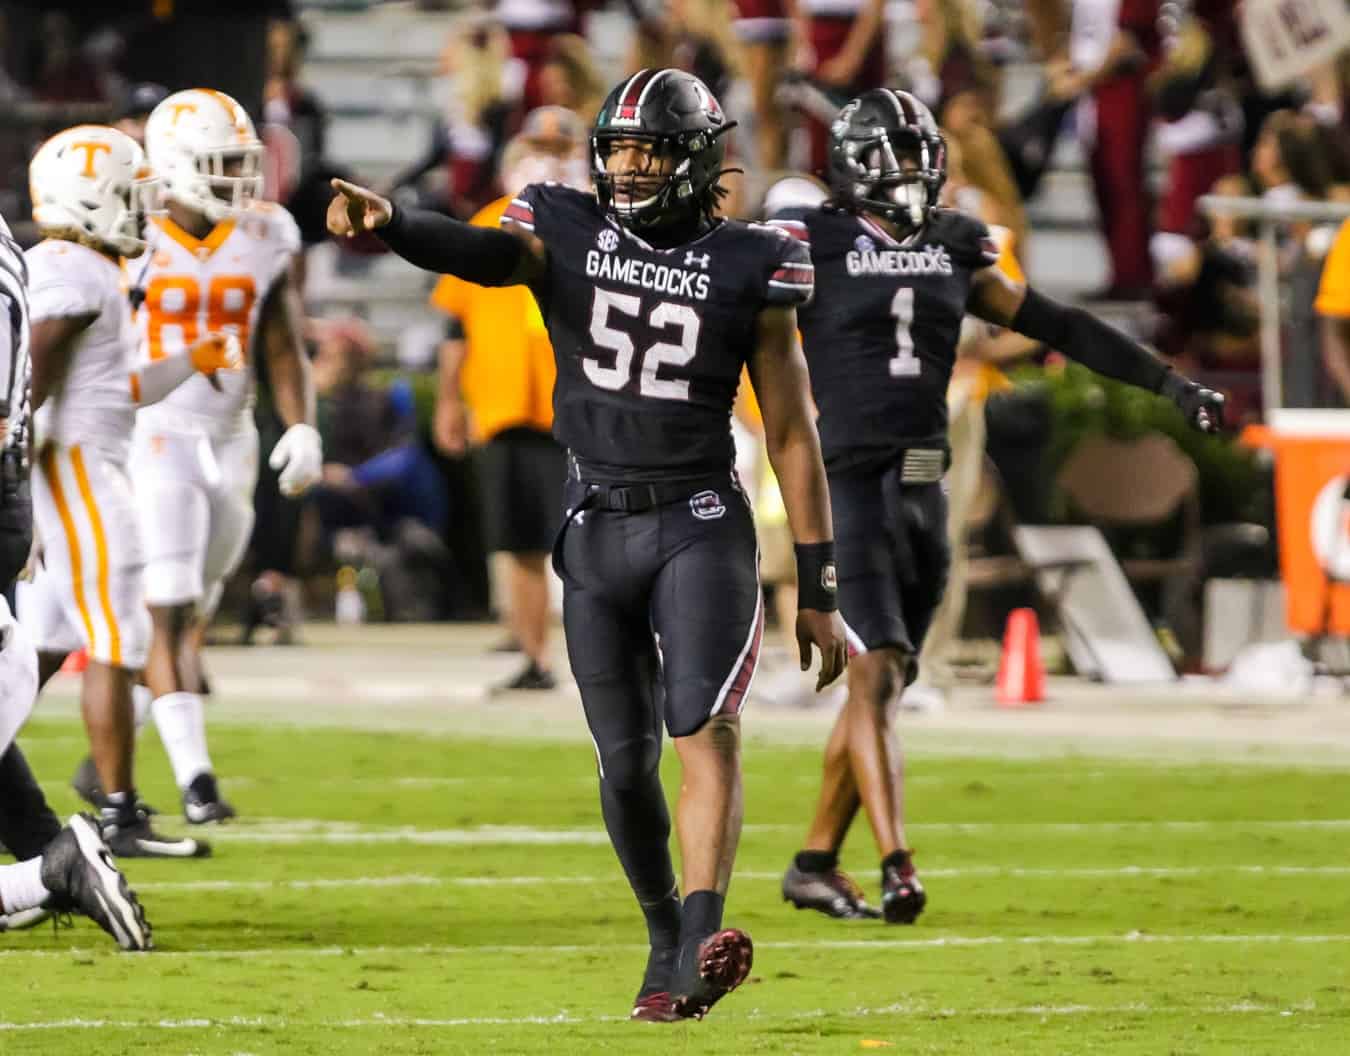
[134,201,299,432]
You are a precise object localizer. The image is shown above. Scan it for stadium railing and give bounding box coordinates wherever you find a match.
[1197,195,1350,414]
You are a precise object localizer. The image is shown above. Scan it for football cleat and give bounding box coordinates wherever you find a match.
[101,804,210,859]
[782,861,882,920]
[183,772,236,825]
[0,906,52,931]
[631,992,680,1023]
[631,944,680,1023]
[671,929,754,1020]
[494,661,557,693]
[40,814,152,950]
[71,758,159,816]
[881,851,927,925]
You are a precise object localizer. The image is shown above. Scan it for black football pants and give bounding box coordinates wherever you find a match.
[552,473,762,905]
[831,468,950,666]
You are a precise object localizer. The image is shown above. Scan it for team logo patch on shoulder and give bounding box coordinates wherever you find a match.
[690,490,726,521]
[597,227,619,252]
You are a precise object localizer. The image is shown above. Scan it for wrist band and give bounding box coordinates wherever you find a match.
[795,542,838,612]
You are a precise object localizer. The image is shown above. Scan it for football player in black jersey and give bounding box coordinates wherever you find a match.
[770,89,1225,925]
[328,69,848,1021]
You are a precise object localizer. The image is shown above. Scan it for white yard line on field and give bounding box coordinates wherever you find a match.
[0,934,1347,960]
[197,817,1350,846]
[0,999,1319,1032]
[132,863,1350,894]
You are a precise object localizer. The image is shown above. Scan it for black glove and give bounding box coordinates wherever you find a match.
[1161,372,1226,433]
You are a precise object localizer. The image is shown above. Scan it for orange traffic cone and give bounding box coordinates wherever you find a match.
[996,608,1044,707]
[61,648,88,675]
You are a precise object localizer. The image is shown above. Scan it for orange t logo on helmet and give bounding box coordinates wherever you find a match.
[70,141,112,178]
[169,103,198,125]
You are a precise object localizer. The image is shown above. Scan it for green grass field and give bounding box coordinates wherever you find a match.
[4,712,1350,1055]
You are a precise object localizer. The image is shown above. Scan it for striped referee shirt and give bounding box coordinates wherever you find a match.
[0,213,30,458]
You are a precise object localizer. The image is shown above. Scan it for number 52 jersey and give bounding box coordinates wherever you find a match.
[502,183,813,482]
[132,202,300,435]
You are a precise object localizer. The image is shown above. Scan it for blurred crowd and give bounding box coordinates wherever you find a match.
[3,0,1348,682]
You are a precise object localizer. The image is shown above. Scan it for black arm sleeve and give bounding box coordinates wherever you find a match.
[378,205,528,287]
[1010,287,1171,393]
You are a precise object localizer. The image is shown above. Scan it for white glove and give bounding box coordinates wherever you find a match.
[269,423,323,497]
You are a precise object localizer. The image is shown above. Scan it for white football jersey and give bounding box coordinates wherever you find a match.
[132,201,299,434]
[26,239,137,464]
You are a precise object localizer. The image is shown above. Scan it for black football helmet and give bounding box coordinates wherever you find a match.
[591,68,734,230]
[828,88,947,231]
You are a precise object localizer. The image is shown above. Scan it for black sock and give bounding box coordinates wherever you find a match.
[639,942,680,998]
[101,790,138,827]
[795,849,838,874]
[639,889,682,951]
[882,849,914,875]
[681,889,725,944]
[0,747,63,859]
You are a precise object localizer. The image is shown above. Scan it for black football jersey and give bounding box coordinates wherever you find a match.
[503,183,812,482]
[769,205,1000,474]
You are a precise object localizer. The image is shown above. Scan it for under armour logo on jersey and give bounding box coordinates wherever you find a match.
[597,228,619,252]
[684,251,711,269]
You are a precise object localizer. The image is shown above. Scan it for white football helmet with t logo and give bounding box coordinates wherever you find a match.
[29,124,159,257]
[144,88,263,224]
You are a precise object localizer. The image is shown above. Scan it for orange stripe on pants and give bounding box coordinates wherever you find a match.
[41,448,98,654]
[69,446,122,666]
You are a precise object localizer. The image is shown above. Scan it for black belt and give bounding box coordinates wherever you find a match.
[580,474,731,513]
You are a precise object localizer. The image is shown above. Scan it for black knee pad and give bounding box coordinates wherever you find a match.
[597,734,662,792]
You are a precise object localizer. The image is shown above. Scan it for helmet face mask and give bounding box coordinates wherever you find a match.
[593,134,689,224]
[829,90,947,232]
[591,69,733,231]
[194,144,264,215]
[30,125,161,258]
[145,89,264,224]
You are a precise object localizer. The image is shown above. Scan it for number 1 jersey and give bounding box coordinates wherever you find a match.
[132,202,299,435]
[503,183,812,482]
[769,205,999,474]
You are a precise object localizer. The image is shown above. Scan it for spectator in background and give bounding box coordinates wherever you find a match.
[496,0,589,112]
[730,0,790,170]
[916,0,1029,251]
[1070,0,1159,300]
[315,319,408,472]
[263,18,328,204]
[428,108,587,691]
[260,16,352,253]
[307,318,450,623]
[1149,13,1242,251]
[26,11,105,103]
[111,81,167,147]
[793,0,887,175]
[1179,110,1334,418]
[388,17,522,218]
[305,319,455,624]
[536,33,604,122]
[629,0,739,107]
